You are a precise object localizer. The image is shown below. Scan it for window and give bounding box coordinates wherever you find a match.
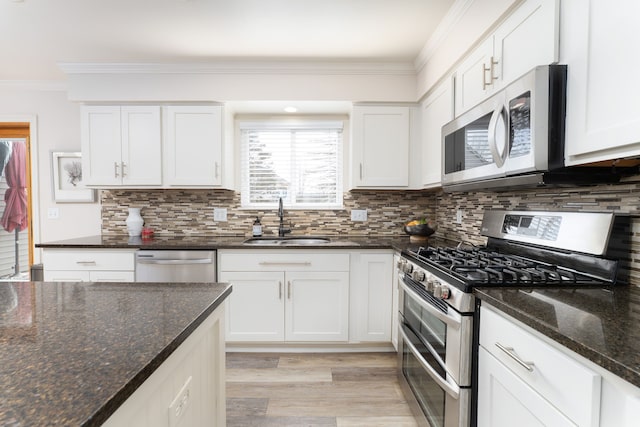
[240,121,343,209]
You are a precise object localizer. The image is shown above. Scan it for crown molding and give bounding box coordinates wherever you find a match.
[0,80,67,91]
[414,0,475,72]
[58,60,417,76]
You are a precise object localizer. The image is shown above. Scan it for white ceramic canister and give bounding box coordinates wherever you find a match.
[126,207,144,237]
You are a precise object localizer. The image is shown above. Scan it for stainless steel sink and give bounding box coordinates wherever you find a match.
[242,236,331,246]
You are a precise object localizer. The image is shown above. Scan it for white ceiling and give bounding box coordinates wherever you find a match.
[0,0,455,81]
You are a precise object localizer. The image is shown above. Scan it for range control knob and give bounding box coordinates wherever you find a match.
[412,270,426,282]
[440,286,451,300]
[404,263,414,274]
[432,281,443,298]
[425,280,434,292]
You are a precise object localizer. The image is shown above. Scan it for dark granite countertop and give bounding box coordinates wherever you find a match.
[36,234,419,252]
[0,281,232,426]
[474,286,640,388]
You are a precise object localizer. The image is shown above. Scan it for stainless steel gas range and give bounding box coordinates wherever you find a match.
[397,210,626,427]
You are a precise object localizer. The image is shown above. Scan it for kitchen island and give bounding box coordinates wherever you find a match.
[0,280,231,426]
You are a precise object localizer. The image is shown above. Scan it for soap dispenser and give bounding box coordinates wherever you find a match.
[252,217,263,237]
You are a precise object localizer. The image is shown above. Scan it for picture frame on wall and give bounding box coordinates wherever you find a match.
[51,152,95,203]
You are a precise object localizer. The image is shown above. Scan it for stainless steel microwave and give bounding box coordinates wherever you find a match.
[442,64,567,191]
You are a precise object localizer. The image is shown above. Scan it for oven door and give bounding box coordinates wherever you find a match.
[399,275,472,385]
[397,274,472,427]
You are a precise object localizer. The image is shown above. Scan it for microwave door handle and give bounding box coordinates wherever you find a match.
[488,106,509,168]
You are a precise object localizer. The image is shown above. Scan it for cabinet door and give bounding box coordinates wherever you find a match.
[454,38,494,117]
[285,271,349,342]
[562,0,640,164]
[81,105,122,186]
[421,78,454,187]
[350,252,393,342]
[478,347,575,427]
[121,106,162,186]
[220,271,284,342]
[165,105,223,186]
[494,0,559,89]
[351,106,409,187]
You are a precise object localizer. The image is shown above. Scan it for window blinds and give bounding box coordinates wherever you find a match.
[240,121,343,208]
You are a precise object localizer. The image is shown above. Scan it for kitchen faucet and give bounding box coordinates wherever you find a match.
[278,197,291,237]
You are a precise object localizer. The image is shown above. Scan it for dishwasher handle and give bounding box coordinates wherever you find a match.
[136,258,213,265]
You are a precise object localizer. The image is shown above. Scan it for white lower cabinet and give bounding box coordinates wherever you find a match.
[219,250,350,343]
[42,249,136,282]
[479,303,640,427]
[479,304,601,427]
[478,347,576,427]
[102,303,226,427]
[349,251,394,343]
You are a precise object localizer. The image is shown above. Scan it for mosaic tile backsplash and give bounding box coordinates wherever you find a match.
[102,177,640,285]
[101,190,437,238]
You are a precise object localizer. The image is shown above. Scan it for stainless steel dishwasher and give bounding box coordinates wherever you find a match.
[135,250,216,282]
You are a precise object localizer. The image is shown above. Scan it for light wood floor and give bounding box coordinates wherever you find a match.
[226,352,419,427]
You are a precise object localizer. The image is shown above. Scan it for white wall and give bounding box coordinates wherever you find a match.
[0,86,102,252]
[66,68,417,103]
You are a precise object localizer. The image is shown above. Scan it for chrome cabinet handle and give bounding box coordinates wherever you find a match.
[482,56,499,90]
[359,163,363,180]
[287,281,291,299]
[495,342,535,372]
[76,261,97,266]
[121,162,127,177]
[114,162,119,178]
[258,262,311,266]
[279,281,283,300]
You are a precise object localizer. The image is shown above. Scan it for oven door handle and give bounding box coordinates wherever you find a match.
[400,326,460,399]
[400,279,462,329]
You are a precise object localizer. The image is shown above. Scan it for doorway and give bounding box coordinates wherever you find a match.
[0,123,32,279]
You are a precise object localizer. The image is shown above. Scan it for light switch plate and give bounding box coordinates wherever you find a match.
[456,209,463,224]
[351,209,367,222]
[213,207,227,222]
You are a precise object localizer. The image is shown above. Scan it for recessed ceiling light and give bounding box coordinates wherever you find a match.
[284,106,298,113]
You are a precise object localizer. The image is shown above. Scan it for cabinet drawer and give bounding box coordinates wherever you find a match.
[480,305,601,427]
[219,250,349,272]
[43,249,136,271]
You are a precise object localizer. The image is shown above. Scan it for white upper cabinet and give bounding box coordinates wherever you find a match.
[82,105,162,186]
[421,77,454,188]
[562,0,640,165]
[350,105,410,188]
[454,0,559,117]
[164,105,223,187]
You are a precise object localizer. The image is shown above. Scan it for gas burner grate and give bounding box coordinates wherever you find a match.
[408,246,607,287]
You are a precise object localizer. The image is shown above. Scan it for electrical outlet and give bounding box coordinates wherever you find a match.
[213,207,227,222]
[47,208,59,219]
[168,376,192,427]
[456,209,463,224]
[351,209,367,222]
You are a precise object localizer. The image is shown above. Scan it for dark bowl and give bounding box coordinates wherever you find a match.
[403,221,437,236]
